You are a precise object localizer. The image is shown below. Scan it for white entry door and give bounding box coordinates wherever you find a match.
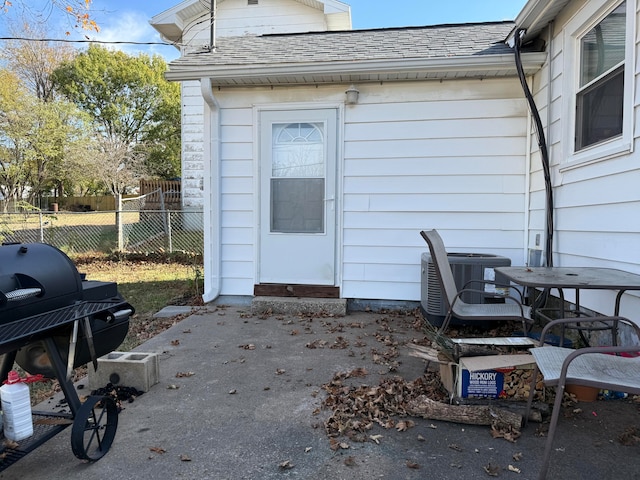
[259,109,337,285]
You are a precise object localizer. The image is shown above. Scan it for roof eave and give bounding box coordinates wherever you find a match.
[505,0,571,44]
[164,52,547,84]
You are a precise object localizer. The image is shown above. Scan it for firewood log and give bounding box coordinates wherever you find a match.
[407,395,523,430]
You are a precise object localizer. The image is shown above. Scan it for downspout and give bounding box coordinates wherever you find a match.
[200,77,222,303]
[513,29,554,268]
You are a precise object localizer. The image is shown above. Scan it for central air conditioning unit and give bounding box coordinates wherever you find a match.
[420,252,511,327]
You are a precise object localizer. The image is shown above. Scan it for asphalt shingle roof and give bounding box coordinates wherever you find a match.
[171,21,516,69]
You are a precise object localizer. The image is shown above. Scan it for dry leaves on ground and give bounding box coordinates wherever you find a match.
[321,371,448,440]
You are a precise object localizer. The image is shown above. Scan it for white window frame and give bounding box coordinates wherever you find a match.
[561,0,635,170]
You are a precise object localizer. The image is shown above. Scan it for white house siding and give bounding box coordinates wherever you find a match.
[183,0,330,44]
[213,0,329,37]
[219,105,255,295]
[175,0,343,210]
[527,0,640,320]
[207,79,530,300]
[213,85,346,296]
[341,80,529,301]
[181,81,205,208]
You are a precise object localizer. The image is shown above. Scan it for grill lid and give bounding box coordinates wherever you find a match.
[0,243,83,322]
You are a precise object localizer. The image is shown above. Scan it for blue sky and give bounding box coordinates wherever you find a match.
[2,0,528,60]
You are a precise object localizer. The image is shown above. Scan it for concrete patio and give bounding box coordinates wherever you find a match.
[1,305,639,479]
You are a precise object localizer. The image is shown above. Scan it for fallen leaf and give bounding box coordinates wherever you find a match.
[406,461,420,469]
[171,339,180,346]
[370,434,383,444]
[34,418,73,426]
[149,446,166,454]
[396,420,415,432]
[176,371,195,378]
[513,452,523,461]
[483,463,500,476]
[347,367,368,377]
[417,434,425,442]
[339,442,350,449]
[428,424,438,429]
[508,465,521,473]
[3,440,18,449]
[344,456,357,467]
[305,447,312,453]
[275,369,286,375]
[182,329,191,333]
[229,389,237,394]
[396,421,408,432]
[619,427,640,446]
[448,443,462,452]
[239,344,256,350]
[279,460,294,470]
[180,454,192,462]
[167,384,179,389]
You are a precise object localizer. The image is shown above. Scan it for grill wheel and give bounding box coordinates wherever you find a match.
[70,395,119,461]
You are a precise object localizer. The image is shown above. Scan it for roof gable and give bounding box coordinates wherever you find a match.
[151,0,351,43]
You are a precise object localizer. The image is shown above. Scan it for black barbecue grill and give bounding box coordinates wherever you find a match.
[0,242,134,469]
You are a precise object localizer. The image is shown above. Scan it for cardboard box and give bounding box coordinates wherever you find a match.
[440,354,537,399]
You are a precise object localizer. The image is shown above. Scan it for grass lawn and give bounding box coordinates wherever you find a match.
[74,253,204,351]
[24,253,203,404]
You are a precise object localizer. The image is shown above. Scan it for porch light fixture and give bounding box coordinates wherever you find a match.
[345,84,359,104]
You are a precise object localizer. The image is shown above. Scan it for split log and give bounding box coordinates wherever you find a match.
[406,395,523,430]
[453,343,500,361]
[452,397,548,423]
[407,344,445,364]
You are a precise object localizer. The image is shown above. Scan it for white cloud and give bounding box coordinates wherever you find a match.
[85,10,178,60]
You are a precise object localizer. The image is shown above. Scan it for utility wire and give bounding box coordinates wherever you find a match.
[0,36,177,46]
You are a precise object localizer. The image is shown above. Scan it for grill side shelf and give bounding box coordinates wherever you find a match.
[0,301,124,348]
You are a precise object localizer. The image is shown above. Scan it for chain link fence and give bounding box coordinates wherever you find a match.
[0,209,203,256]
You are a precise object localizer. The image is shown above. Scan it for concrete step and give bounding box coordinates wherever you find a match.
[251,296,346,316]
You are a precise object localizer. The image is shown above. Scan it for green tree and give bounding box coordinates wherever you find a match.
[0,68,34,208]
[53,45,181,182]
[0,66,94,207]
[24,99,95,200]
[142,82,181,179]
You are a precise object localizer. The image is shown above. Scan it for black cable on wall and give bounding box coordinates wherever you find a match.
[513,29,554,268]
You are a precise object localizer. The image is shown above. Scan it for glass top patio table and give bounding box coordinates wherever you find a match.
[494,266,640,315]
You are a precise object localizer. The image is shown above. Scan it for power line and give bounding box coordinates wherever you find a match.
[0,36,177,47]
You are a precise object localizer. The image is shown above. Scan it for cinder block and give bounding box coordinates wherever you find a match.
[88,352,159,393]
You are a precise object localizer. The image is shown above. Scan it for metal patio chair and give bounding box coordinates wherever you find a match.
[420,229,532,334]
[525,316,640,480]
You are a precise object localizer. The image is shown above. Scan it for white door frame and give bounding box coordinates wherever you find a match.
[254,104,343,286]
